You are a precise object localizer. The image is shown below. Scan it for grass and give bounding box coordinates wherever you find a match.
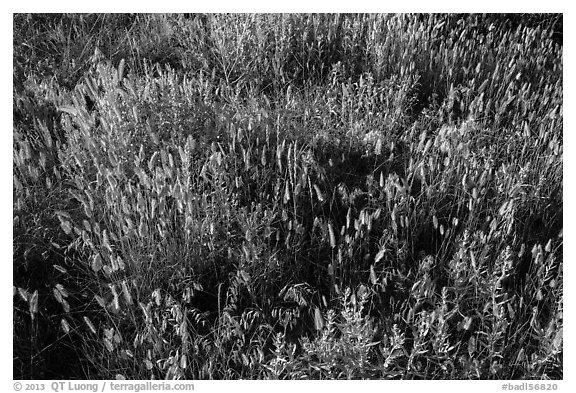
[13,13,562,380]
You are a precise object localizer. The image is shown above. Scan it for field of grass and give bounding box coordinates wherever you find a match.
[13,13,563,379]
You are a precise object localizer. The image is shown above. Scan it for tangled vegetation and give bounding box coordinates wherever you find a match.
[13,13,562,379]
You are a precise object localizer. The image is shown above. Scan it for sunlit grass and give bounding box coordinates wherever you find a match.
[13,13,562,379]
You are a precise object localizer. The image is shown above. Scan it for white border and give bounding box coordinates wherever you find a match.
[4,4,571,390]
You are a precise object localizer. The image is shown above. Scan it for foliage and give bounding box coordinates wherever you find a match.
[13,13,562,379]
